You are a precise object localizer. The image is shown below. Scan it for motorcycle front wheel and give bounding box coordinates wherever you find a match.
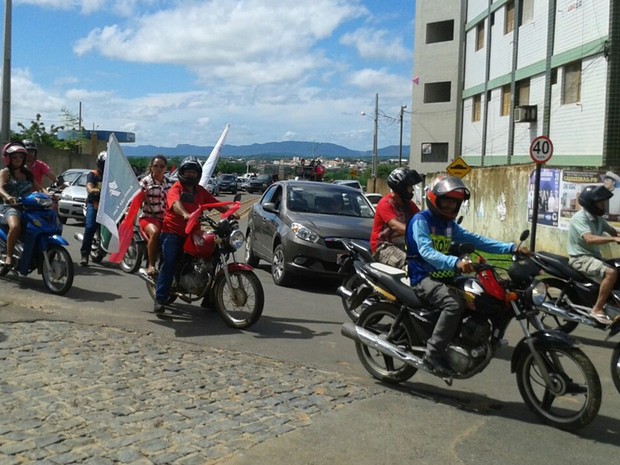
[213,269,264,329]
[611,343,620,395]
[538,278,580,333]
[355,302,420,384]
[515,346,601,431]
[42,245,74,295]
[120,232,145,274]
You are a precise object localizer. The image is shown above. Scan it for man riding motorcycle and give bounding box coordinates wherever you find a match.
[405,176,530,376]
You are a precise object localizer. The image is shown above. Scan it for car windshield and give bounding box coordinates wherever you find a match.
[254,175,271,182]
[220,175,235,181]
[286,185,374,218]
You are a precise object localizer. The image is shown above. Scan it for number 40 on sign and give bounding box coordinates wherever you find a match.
[529,135,554,164]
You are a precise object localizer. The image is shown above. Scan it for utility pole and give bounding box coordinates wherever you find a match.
[372,93,378,193]
[398,105,407,167]
[1,0,12,144]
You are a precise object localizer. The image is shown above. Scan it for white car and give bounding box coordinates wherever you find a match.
[57,170,90,224]
[333,180,363,191]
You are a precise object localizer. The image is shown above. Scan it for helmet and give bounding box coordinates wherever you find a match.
[426,176,471,221]
[387,168,423,201]
[578,185,613,216]
[97,151,107,173]
[23,139,37,155]
[2,142,28,167]
[178,156,202,187]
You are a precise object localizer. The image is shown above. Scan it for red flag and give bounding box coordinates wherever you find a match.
[109,191,145,264]
[412,76,420,85]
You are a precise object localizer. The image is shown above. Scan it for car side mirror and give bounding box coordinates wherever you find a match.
[263,202,278,213]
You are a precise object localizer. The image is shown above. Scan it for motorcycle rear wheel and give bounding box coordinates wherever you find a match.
[515,346,601,432]
[120,233,145,274]
[213,269,264,329]
[539,277,579,333]
[355,302,420,384]
[611,344,620,395]
[42,245,74,295]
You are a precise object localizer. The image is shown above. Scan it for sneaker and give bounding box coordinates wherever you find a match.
[79,255,89,267]
[423,354,455,377]
[153,301,165,314]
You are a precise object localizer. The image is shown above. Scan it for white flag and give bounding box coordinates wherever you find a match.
[96,133,141,253]
[200,123,231,188]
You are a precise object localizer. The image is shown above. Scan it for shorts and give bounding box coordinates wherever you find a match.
[372,243,407,270]
[0,204,21,224]
[568,255,611,283]
[139,217,162,233]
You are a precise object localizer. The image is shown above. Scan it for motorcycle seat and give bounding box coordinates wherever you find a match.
[366,263,424,308]
[536,251,589,283]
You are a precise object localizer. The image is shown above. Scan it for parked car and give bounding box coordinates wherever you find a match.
[206,177,220,196]
[332,179,363,191]
[365,193,382,210]
[217,174,238,194]
[240,175,255,191]
[57,169,91,224]
[244,180,375,286]
[246,174,274,194]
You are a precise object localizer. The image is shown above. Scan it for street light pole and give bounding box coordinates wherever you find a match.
[1,0,12,144]
[398,105,407,167]
[372,93,378,192]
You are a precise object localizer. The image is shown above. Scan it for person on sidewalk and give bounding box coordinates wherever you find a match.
[370,167,422,270]
[79,151,106,267]
[406,176,529,377]
[567,185,620,325]
[153,157,234,313]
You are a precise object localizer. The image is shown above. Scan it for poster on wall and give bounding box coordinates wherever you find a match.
[527,168,561,227]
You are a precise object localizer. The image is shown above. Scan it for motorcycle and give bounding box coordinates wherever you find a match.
[528,250,620,393]
[137,197,264,330]
[337,239,374,321]
[0,192,74,295]
[340,231,602,431]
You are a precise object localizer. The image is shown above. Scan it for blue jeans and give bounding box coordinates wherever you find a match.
[155,233,185,303]
[80,203,98,256]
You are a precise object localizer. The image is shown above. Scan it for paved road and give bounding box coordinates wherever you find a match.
[1,200,619,464]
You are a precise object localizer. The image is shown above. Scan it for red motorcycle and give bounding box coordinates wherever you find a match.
[139,198,264,329]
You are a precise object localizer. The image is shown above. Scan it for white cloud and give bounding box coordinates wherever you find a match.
[340,27,410,61]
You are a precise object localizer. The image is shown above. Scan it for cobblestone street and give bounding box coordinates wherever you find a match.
[0,321,373,465]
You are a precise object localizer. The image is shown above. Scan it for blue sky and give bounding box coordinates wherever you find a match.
[7,0,415,151]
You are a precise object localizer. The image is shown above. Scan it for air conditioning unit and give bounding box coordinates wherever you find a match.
[514,105,537,123]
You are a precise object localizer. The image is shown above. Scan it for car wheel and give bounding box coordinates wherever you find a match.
[245,231,260,267]
[271,244,293,286]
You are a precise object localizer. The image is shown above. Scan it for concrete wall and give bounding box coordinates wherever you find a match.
[36,147,97,187]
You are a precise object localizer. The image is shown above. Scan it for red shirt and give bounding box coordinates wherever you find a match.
[29,160,51,185]
[161,182,218,236]
[370,193,420,253]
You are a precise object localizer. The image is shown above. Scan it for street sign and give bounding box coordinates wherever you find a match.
[447,157,472,178]
[529,135,554,164]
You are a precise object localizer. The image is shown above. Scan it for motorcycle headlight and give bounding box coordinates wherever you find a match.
[528,280,547,306]
[228,229,245,250]
[291,222,319,243]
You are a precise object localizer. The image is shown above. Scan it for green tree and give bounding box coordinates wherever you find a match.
[15,109,87,152]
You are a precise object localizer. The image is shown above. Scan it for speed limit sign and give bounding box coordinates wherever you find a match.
[529,135,554,164]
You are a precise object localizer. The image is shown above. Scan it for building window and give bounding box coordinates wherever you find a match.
[472,95,482,122]
[519,0,534,26]
[476,21,485,51]
[505,1,515,34]
[516,79,530,106]
[501,85,512,116]
[426,20,454,44]
[562,61,582,104]
[421,143,449,163]
[551,68,558,85]
[424,82,451,103]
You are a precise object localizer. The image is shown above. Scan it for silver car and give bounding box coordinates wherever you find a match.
[244,181,375,286]
[57,170,90,224]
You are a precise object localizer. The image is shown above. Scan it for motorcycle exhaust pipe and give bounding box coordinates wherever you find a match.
[539,301,599,328]
[341,322,426,370]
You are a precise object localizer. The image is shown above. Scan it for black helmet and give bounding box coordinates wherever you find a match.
[578,185,613,216]
[387,168,423,201]
[178,156,202,187]
[97,151,107,173]
[426,176,471,221]
[23,139,37,155]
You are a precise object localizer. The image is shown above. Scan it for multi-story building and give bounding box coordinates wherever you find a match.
[410,0,620,173]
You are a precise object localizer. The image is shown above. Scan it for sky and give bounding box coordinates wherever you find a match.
[5,0,415,151]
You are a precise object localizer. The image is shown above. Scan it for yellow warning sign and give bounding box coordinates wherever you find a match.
[446,157,471,178]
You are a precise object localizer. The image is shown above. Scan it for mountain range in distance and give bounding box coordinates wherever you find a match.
[122,140,411,160]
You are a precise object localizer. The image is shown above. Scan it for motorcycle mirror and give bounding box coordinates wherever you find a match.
[519,230,530,242]
[233,193,242,202]
[456,216,463,225]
